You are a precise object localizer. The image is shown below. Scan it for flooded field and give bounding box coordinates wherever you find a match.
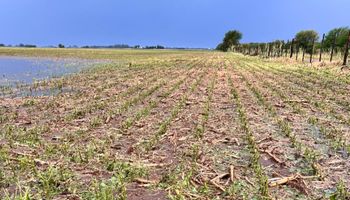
[0,56,101,86]
[0,56,106,97]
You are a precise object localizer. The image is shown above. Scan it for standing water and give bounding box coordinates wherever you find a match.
[0,56,103,96]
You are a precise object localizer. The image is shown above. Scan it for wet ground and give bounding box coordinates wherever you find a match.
[0,56,102,86]
[0,56,107,97]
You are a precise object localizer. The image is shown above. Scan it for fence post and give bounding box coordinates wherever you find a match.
[330,32,338,62]
[343,30,350,66]
[280,41,284,57]
[310,38,315,63]
[319,33,325,62]
[290,39,294,58]
[296,45,299,60]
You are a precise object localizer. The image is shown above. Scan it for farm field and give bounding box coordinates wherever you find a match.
[0,48,350,199]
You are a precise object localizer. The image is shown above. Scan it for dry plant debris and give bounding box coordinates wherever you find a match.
[0,49,349,199]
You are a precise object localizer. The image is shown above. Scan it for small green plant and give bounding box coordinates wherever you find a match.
[23,99,35,107]
[107,161,148,180]
[3,186,32,200]
[34,166,74,199]
[330,181,349,200]
[90,116,103,128]
[308,116,318,125]
[87,177,127,200]
[0,170,8,187]
[160,164,197,200]
[84,161,147,199]
[66,109,86,120]
[227,181,249,199]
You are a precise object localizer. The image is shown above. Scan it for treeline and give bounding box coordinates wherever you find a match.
[81,44,166,49]
[143,45,165,49]
[217,27,350,65]
[0,43,169,50]
[81,44,135,49]
[0,43,37,48]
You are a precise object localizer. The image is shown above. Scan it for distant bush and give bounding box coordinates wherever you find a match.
[17,44,37,48]
[58,44,65,48]
[144,45,165,49]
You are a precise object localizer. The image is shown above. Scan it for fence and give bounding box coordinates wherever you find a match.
[232,30,350,66]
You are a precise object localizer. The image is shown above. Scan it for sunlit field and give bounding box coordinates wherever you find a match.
[0,48,349,199]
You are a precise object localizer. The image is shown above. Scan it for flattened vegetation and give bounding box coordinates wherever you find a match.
[0,50,349,199]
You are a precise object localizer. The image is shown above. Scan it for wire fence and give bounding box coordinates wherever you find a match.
[231,30,350,66]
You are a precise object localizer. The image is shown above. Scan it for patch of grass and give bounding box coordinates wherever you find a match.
[34,166,74,199]
[84,161,148,200]
[22,99,36,107]
[89,116,103,128]
[226,181,250,199]
[329,181,350,200]
[66,108,86,121]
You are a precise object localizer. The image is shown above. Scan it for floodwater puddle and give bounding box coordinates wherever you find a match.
[0,56,105,96]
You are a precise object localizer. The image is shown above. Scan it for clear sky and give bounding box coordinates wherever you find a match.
[0,0,349,48]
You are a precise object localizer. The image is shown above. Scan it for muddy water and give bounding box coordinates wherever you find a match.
[0,56,106,97]
[0,56,101,86]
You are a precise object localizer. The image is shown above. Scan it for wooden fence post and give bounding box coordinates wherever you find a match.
[310,38,315,63]
[319,33,325,62]
[290,39,294,58]
[280,42,284,57]
[330,32,338,62]
[296,45,299,60]
[302,48,305,62]
[343,30,350,66]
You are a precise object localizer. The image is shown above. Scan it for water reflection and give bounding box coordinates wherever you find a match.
[0,56,104,97]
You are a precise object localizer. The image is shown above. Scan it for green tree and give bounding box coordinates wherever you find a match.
[324,27,350,49]
[295,30,319,53]
[216,30,242,52]
[58,44,65,48]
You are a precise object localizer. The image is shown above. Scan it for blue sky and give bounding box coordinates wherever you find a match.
[0,0,349,48]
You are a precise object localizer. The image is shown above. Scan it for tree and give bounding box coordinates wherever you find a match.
[324,27,350,49]
[216,30,242,52]
[216,43,224,51]
[58,44,65,48]
[295,30,319,53]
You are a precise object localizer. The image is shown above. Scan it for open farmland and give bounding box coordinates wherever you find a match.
[0,49,349,199]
